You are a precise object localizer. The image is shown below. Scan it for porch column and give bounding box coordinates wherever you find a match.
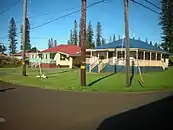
[97,52,100,59]
[155,53,157,60]
[161,53,162,60]
[97,52,99,58]
[69,57,73,68]
[113,51,116,64]
[116,51,118,59]
[43,54,46,59]
[136,50,138,60]
[106,51,108,59]
[90,51,93,63]
[47,53,50,59]
[150,52,152,60]
[143,51,145,60]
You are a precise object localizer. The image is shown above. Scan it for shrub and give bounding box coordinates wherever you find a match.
[0,55,21,68]
[169,56,173,66]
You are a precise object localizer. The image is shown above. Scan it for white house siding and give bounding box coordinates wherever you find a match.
[54,53,73,68]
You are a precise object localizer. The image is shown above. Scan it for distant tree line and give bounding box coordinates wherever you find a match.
[48,38,57,48]
[67,20,107,49]
[0,42,6,54]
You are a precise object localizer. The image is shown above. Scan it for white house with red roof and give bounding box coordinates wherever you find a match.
[14,50,38,60]
[29,45,81,68]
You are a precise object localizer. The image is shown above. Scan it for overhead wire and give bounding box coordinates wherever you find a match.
[0,0,106,40]
[15,6,78,24]
[30,0,106,30]
[0,0,21,16]
[144,0,161,10]
[131,0,160,15]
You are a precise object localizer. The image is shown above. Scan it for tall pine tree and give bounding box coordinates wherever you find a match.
[118,35,121,40]
[146,38,148,43]
[21,18,31,50]
[8,17,17,55]
[48,39,51,48]
[50,38,54,47]
[48,39,54,48]
[113,34,116,42]
[0,42,7,54]
[86,21,94,48]
[69,30,73,44]
[96,22,102,47]
[154,42,158,48]
[73,20,78,45]
[109,36,112,43]
[101,38,106,45]
[150,41,152,45]
[54,40,57,47]
[160,0,173,52]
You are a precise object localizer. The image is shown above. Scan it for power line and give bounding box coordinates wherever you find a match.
[29,6,77,19]
[0,0,21,16]
[17,0,107,25]
[15,6,78,24]
[31,0,106,30]
[0,0,106,40]
[131,0,160,15]
[144,0,161,10]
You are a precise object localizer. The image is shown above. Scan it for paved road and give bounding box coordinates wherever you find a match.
[0,81,173,130]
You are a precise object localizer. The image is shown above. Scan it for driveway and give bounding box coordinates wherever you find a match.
[0,81,173,130]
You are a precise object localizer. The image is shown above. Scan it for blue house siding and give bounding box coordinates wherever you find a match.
[102,64,138,73]
[86,64,90,71]
[86,63,163,73]
[139,66,163,73]
[91,65,98,73]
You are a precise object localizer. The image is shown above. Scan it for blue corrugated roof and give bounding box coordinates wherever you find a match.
[95,39,170,53]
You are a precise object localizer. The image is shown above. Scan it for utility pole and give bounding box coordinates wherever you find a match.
[124,0,130,87]
[22,0,27,76]
[80,0,87,86]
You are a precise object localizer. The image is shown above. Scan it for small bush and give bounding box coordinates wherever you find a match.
[169,56,173,66]
[0,56,21,68]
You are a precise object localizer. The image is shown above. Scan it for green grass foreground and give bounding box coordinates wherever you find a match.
[0,67,173,92]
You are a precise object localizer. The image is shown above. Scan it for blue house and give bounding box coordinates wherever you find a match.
[86,38,170,73]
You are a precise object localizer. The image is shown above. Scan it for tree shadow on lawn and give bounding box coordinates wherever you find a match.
[88,73,115,86]
[46,69,75,78]
[97,95,173,130]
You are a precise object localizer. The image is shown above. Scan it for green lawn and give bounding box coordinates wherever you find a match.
[0,67,173,92]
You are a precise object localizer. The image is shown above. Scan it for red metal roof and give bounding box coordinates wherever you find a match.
[42,45,81,55]
[14,50,38,56]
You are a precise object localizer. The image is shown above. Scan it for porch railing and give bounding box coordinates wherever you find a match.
[89,59,100,72]
[87,57,168,71]
[98,59,109,73]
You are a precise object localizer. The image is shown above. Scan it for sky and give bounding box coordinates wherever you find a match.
[0,0,162,51]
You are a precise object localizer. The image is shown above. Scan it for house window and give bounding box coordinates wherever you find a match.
[117,51,125,58]
[38,54,43,59]
[60,54,66,61]
[50,53,56,59]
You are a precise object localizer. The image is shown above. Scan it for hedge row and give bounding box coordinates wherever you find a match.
[0,55,21,68]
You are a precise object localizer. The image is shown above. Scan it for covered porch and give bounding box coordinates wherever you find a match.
[86,48,169,71]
